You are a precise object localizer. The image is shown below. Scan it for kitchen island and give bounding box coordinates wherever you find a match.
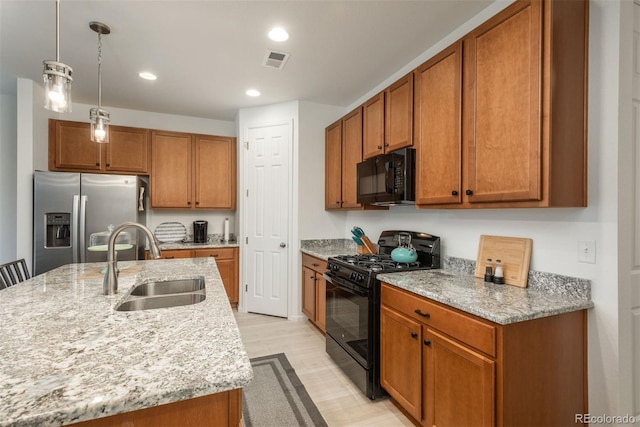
[0,258,253,426]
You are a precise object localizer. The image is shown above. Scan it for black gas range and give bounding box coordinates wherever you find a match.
[324,230,440,399]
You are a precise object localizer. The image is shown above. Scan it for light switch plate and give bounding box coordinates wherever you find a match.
[578,240,596,264]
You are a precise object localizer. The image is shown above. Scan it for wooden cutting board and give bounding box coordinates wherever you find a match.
[474,235,533,287]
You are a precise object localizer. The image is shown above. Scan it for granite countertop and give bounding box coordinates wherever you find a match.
[0,258,252,426]
[300,238,358,260]
[157,240,240,250]
[377,268,594,325]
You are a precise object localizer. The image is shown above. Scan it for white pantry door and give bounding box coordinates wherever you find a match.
[244,122,291,317]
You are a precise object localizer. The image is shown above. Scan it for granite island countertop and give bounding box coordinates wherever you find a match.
[0,258,252,426]
[377,268,594,325]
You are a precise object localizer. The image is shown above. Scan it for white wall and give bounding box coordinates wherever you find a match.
[0,93,17,263]
[331,0,623,418]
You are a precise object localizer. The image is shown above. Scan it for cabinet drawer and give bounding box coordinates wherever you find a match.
[381,283,496,357]
[302,254,326,273]
[193,248,235,260]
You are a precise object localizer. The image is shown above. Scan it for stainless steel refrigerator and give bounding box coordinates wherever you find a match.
[33,171,147,275]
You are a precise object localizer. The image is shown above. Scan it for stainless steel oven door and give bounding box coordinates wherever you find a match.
[324,273,370,368]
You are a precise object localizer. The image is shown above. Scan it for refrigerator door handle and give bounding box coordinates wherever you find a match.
[79,195,88,263]
[72,195,80,263]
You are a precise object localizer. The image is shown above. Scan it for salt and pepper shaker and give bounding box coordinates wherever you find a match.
[493,259,505,284]
[484,258,494,282]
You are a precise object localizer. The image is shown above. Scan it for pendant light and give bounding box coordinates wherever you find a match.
[43,0,73,112]
[89,21,111,143]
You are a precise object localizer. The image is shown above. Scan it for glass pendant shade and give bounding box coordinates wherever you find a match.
[90,108,110,143]
[43,0,72,113]
[89,21,111,144]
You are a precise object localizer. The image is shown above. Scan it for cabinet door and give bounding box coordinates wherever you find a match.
[325,120,343,210]
[423,328,495,427]
[380,306,422,422]
[302,266,316,320]
[464,0,542,203]
[194,135,236,210]
[49,120,102,171]
[216,258,239,305]
[106,126,149,174]
[415,42,462,206]
[385,74,413,153]
[362,93,385,160]
[341,108,363,209]
[315,274,327,332]
[151,131,192,208]
[194,248,238,306]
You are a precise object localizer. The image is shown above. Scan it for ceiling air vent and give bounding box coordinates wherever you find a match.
[263,50,290,70]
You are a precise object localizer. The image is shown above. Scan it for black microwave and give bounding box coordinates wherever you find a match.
[356,148,416,206]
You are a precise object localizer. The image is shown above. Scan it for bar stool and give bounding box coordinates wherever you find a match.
[0,259,30,289]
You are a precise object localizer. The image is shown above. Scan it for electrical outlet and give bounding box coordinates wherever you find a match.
[577,240,596,264]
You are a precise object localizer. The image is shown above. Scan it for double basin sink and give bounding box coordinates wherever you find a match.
[116,277,206,311]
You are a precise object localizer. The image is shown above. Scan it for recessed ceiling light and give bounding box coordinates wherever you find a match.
[268,27,289,42]
[138,71,157,81]
[246,89,261,97]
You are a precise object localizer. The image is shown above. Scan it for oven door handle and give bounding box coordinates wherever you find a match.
[324,273,369,297]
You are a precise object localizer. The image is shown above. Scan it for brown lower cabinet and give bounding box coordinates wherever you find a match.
[69,388,241,427]
[147,247,239,307]
[380,283,587,427]
[301,254,327,332]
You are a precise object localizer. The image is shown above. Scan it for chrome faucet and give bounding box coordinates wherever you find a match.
[103,222,162,295]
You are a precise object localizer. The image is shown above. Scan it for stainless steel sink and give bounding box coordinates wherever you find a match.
[116,293,206,311]
[115,277,206,311]
[130,277,205,296]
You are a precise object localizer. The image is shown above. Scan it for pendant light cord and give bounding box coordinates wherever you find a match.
[97,31,102,110]
[55,0,60,61]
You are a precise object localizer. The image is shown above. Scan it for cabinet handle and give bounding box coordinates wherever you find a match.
[411,332,418,339]
[451,190,458,196]
[414,309,430,318]
[106,163,110,167]
[384,143,389,147]
[336,201,340,205]
[196,201,200,206]
[423,340,431,346]
[312,263,320,267]
[209,254,219,258]
[465,189,473,196]
[95,162,100,166]
[187,201,191,205]
[377,145,383,150]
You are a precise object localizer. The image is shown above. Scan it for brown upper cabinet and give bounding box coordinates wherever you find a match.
[414,0,588,208]
[465,0,588,208]
[150,130,236,210]
[414,42,463,206]
[325,108,364,210]
[363,74,414,160]
[49,119,149,174]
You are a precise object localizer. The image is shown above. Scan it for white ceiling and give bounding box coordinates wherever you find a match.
[1,0,494,121]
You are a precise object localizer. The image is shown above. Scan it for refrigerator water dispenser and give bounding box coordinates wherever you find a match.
[45,213,71,248]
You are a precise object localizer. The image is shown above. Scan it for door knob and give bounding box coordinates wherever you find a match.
[280,242,287,248]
